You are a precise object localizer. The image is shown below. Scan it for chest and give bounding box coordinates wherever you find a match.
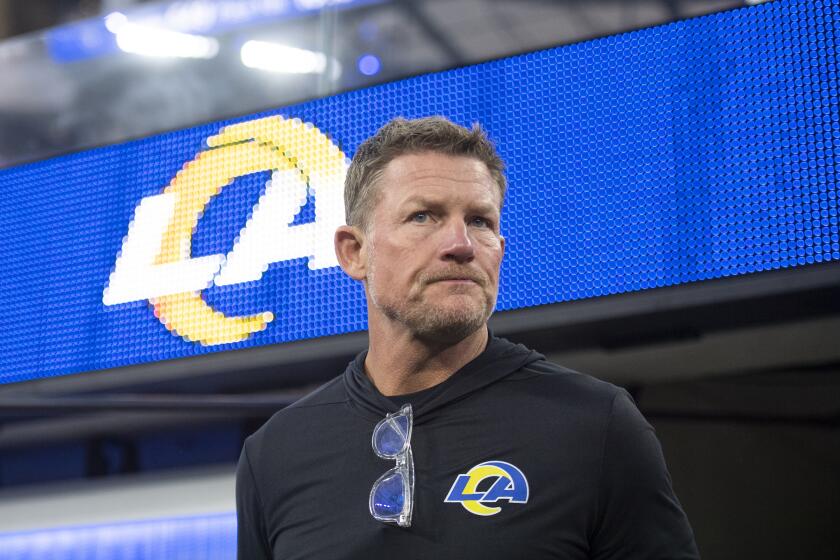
[263,409,601,559]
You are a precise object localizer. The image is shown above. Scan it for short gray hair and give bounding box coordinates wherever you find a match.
[344,116,506,231]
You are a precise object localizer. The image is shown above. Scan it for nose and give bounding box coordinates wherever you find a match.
[440,220,475,264]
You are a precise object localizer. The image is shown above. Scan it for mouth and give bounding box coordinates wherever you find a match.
[431,277,480,285]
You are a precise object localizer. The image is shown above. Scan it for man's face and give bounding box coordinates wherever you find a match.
[363,151,505,343]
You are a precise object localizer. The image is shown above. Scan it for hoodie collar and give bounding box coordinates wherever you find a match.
[343,330,544,422]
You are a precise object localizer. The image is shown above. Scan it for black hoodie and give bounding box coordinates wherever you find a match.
[237,334,700,559]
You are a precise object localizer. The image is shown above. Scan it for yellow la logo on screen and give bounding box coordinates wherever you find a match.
[103,116,349,345]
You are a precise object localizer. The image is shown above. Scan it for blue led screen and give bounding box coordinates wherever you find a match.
[0,513,236,560]
[0,0,838,384]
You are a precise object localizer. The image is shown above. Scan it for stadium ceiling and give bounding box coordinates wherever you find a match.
[0,0,751,168]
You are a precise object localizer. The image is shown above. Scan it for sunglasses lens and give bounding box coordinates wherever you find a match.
[373,415,409,457]
[392,414,409,436]
[371,470,406,519]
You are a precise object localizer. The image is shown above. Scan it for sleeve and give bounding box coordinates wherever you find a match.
[590,389,701,559]
[236,442,273,560]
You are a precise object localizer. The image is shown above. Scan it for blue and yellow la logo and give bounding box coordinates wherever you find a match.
[444,460,529,516]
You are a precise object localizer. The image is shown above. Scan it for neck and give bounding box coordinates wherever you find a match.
[364,322,489,397]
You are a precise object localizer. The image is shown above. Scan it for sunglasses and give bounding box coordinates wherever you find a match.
[369,404,415,527]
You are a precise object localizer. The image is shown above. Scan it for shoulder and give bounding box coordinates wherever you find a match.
[504,358,630,413]
[471,357,640,444]
[243,374,348,458]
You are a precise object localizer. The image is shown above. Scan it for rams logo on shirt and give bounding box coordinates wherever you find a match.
[444,460,529,516]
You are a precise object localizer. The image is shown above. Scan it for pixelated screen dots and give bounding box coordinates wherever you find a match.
[151,139,287,346]
[124,115,347,346]
[101,141,285,342]
[104,117,346,344]
[103,193,225,304]
[213,116,348,286]
[7,0,840,386]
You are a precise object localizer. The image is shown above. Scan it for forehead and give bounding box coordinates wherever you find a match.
[375,152,501,208]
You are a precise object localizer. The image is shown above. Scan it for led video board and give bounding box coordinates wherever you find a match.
[0,513,235,560]
[0,0,837,384]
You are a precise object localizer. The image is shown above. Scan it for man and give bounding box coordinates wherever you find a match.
[237,116,700,559]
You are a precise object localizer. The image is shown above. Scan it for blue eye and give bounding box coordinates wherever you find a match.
[412,212,428,223]
[471,217,490,228]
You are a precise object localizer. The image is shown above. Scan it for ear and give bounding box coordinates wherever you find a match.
[499,233,506,257]
[334,225,368,281]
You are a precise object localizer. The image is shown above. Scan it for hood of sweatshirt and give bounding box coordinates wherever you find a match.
[343,330,544,422]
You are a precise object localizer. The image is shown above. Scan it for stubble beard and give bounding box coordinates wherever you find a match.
[366,240,495,345]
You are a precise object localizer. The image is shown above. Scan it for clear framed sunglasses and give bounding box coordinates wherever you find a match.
[369,403,415,528]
